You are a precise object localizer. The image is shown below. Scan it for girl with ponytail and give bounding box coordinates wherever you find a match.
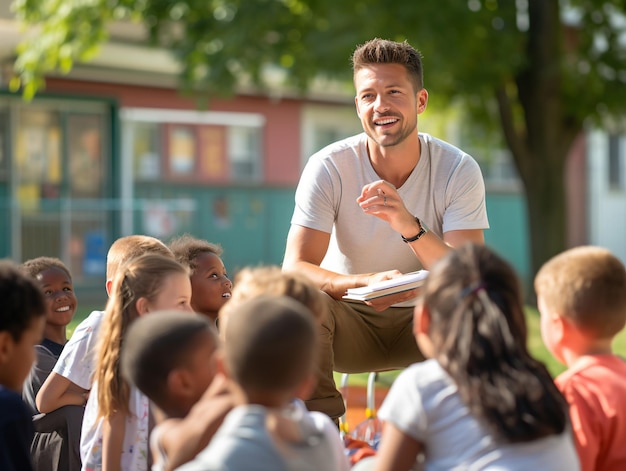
[80,254,192,471]
[367,243,580,471]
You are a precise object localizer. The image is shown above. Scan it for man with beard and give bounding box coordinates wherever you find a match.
[282,38,489,421]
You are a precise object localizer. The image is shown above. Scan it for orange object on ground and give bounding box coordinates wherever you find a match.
[342,385,389,432]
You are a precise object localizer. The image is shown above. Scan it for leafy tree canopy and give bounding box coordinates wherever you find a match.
[10,0,626,276]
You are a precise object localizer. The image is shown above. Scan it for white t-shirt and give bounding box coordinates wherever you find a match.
[291,132,489,275]
[53,310,104,390]
[80,381,150,471]
[378,359,580,471]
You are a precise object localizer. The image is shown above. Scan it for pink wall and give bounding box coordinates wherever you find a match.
[45,78,303,185]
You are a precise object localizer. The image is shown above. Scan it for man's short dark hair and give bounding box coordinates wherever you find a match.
[352,37,424,91]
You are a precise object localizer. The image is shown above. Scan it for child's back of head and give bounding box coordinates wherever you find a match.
[106,235,172,280]
[422,243,567,443]
[535,245,626,340]
[222,295,317,403]
[535,246,626,471]
[121,310,218,418]
[218,265,324,340]
[0,260,47,391]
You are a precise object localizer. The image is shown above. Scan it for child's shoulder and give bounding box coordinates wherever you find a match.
[396,358,449,387]
[70,310,106,337]
[557,354,626,390]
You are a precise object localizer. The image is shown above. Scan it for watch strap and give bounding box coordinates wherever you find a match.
[401,217,427,243]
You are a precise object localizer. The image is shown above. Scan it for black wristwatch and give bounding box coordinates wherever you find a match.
[401,217,428,243]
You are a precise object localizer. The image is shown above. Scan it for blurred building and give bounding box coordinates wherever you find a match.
[0,6,369,304]
[2,4,618,303]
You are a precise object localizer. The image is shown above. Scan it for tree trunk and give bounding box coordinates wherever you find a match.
[497,0,581,286]
[522,155,567,285]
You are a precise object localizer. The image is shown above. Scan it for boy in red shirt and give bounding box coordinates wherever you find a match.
[535,246,626,471]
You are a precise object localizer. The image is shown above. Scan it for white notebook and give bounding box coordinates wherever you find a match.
[342,270,429,302]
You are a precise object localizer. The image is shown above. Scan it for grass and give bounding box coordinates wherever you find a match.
[336,307,626,389]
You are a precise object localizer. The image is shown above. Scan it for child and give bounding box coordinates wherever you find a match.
[120,310,224,471]
[177,295,349,471]
[169,234,232,323]
[218,266,339,418]
[21,256,83,471]
[363,243,579,471]
[0,260,46,471]
[21,257,78,414]
[81,254,192,471]
[218,265,325,338]
[36,235,173,415]
[146,266,328,471]
[535,245,626,471]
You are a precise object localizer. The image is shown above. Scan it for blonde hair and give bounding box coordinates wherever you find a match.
[535,246,626,338]
[106,235,173,280]
[96,254,188,418]
[218,266,324,339]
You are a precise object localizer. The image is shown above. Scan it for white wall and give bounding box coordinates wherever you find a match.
[300,104,362,169]
[587,129,626,263]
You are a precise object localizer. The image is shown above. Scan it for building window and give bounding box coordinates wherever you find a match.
[313,127,349,154]
[0,96,111,280]
[16,109,62,204]
[300,105,363,168]
[167,124,197,177]
[121,107,265,184]
[68,113,105,198]
[132,122,161,181]
[228,126,262,181]
[198,124,227,180]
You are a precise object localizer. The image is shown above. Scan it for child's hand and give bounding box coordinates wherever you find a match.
[163,373,236,471]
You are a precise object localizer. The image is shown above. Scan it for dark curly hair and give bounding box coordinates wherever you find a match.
[21,256,72,281]
[168,234,223,275]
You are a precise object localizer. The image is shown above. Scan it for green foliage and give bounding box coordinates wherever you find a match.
[11,0,626,131]
[11,0,626,271]
[12,0,626,121]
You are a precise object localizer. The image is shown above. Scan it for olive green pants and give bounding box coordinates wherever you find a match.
[305,293,424,419]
